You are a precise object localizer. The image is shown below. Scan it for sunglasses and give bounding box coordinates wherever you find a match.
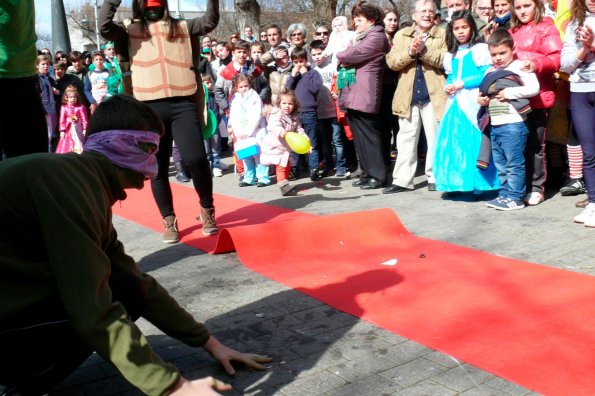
[316,31,329,36]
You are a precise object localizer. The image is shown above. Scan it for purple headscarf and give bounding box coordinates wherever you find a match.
[84,130,161,178]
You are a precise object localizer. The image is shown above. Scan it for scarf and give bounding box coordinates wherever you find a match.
[494,13,511,27]
[353,24,375,44]
[84,130,160,178]
[276,62,293,74]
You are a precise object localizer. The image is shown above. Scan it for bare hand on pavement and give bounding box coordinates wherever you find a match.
[202,336,272,375]
[170,376,232,396]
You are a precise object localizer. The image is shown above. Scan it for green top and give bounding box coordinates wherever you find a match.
[0,152,210,395]
[0,0,38,78]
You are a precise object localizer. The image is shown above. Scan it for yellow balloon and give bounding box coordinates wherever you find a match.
[285,132,311,154]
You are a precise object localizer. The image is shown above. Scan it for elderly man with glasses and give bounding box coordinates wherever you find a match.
[384,0,447,194]
[475,0,495,23]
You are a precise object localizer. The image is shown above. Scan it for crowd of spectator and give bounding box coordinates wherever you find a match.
[30,0,595,228]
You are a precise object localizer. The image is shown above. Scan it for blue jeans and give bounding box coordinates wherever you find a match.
[300,111,319,171]
[317,117,346,173]
[490,122,529,201]
[204,129,222,169]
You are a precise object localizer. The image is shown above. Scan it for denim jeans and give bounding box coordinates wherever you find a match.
[490,122,529,201]
[204,130,222,169]
[300,111,319,171]
[317,117,346,173]
[45,112,57,152]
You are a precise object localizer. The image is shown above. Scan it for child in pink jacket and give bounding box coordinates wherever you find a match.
[260,91,309,196]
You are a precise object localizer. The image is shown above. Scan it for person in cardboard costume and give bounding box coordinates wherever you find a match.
[99,0,220,243]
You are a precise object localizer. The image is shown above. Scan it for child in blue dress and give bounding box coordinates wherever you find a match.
[434,11,499,196]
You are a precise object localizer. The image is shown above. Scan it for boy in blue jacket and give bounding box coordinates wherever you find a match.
[286,47,323,181]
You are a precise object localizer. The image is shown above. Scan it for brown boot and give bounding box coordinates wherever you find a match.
[162,215,179,243]
[200,207,218,236]
[279,180,295,196]
[576,197,589,208]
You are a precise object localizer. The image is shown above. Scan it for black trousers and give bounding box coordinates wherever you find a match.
[346,109,387,183]
[147,97,214,217]
[379,83,399,166]
[0,76,47,159]
[0,272,145,396]
[525,109,549,194]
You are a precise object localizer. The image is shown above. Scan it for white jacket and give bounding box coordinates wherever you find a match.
[228,88,265,139]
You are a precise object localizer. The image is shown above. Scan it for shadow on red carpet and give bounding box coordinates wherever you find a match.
[113,183,595,396]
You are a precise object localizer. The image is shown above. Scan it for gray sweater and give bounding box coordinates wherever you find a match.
[560,14,595,92]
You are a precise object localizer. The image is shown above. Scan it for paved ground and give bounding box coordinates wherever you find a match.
[51,154,594,396]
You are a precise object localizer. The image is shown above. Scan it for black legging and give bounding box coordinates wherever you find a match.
[147,96,214,218]
[0,76,47,159]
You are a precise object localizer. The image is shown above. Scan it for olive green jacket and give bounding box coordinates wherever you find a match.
[0,152,210,395]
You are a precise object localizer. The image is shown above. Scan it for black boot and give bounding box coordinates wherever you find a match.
[175,161,190,183]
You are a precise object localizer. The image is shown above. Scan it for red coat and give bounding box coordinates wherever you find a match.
[510,18,562,109]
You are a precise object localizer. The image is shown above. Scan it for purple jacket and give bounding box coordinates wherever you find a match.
[336,25,389,114]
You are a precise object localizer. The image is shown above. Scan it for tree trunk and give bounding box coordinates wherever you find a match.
[311,0,337,27]
[234,0,261,34]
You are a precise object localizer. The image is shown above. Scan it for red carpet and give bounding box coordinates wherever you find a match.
[113,184,314,253]
[114,184,595,396]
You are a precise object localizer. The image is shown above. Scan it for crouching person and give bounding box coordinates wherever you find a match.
[0,95,271,396]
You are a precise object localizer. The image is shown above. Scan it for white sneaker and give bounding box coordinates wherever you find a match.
[213,168,223,177]
[574,202,595,224]
[219,162,229,171]
[524,191,544,206]
[585,214,595,228]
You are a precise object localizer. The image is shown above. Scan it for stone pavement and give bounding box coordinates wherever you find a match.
[51,157,594,396]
